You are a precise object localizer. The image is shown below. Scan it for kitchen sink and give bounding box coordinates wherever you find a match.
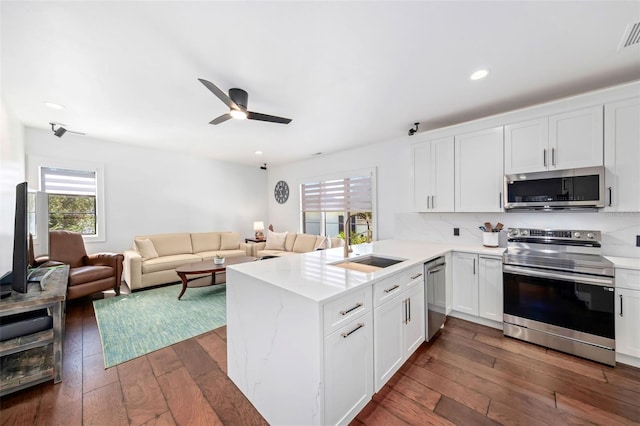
[331,255,405,272]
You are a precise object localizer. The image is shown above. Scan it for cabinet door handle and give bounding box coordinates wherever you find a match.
[426,195,430,209]
[408,298,411,322]
[499,192,502,209]
[432,195,436,210]
[340,302,363,316]
[620,294,623,317]
[543,149,547,167]
[608,187,613,207]
[384,284,400,294]
[341,323,364,338]
[473,258,476,275]
[410,273,423,280]
[551,148,556,166]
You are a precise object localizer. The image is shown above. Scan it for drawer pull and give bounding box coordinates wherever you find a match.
[341,323,364,338]
[340,302,363,316]
[410,273,423,280]
[384,284,400,294]
[620,294,623,317]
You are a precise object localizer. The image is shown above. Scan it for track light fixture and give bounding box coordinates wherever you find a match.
[408,122,420,136]
[50,122,85,138]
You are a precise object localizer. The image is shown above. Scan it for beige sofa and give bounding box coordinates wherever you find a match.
[123,232,251,290]
[251,232,343,258]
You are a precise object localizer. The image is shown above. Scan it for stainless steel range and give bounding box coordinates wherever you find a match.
[502,228,616,366]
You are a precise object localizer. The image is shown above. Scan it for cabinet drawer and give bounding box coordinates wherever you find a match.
[406,266,424,290]
[617,269,640,291]
[324,288,372,336]
[373,275,405,307]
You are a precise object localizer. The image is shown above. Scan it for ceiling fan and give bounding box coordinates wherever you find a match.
[198,78,292,125]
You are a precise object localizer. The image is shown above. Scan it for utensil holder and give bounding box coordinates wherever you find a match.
[483,232,499,247]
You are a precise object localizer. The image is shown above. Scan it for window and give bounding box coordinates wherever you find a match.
[40,167,98,236]
[301,172,375,244]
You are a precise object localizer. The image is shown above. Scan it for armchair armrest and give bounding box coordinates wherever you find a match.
[86,252,123,268]
[239,242,252,257]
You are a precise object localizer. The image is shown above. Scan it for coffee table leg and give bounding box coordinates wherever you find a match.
[178,272,188,300]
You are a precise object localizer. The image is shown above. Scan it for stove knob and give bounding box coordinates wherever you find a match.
[587,232,595,239]
[574,232,582,238]
[508,229,520,237]
[521,229,529,236]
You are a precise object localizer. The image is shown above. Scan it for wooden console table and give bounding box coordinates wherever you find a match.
[0,265,69,396]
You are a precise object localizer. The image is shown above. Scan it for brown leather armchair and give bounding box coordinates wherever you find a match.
[48,230,123,300]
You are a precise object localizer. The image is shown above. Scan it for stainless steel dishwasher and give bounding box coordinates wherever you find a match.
[425,257,446,341]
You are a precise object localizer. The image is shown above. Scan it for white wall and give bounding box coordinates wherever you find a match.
[270,137,640,259]
[0,99,25,274]
[25,127,268,254]
[268,138,411,239]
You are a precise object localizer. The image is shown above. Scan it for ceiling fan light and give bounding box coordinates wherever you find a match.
[470,69,489,80]
[230,109,248,120]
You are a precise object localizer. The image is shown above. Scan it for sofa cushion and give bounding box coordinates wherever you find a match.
[135,238,159,260]
[68,265,114,286]
[142,233,193,257]
[198,249,247,261]
[191,233,221,253]
[293,233,318,253]
[220,232,240,250]
[314,236,329,250]
[257,249,296,257]
[141,254,201,273]
[265,231,287,250]
[284,233,297,252]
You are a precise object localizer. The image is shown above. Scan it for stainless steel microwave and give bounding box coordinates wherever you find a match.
[504,166,605,211]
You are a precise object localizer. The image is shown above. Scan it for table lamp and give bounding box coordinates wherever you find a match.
[253,221,265,240]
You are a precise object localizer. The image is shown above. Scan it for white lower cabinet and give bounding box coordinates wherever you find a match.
[324,311,373,426]
[478,256,503,322]
[452,252,503,323]
[615,268,640,363]
[373,266,425,392]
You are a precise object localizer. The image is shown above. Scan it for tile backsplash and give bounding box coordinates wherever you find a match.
[394,211,640,258]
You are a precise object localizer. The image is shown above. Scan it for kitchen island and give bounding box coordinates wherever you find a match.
[225,239,503,425]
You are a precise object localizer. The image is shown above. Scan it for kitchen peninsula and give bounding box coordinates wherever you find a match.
[225,239,504,425]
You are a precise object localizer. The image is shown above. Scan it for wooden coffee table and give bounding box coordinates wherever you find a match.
[175,256,256,300]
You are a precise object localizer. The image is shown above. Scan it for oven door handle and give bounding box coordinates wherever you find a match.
[503,264,614,287]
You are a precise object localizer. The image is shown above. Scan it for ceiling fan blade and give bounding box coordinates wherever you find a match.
[210,113,232,125]
[198,78,239,110]
[247,111,292,124]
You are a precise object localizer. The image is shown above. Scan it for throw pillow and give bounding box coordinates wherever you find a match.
[293,233,317,253]
[314,236,329,250]
[135,238,159,260]
[220,233,240,250]
[265,230,287,250]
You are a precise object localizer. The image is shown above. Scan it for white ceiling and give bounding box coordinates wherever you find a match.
[2,1,639,167]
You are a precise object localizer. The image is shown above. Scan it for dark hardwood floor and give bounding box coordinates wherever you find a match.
[1,290,639,425]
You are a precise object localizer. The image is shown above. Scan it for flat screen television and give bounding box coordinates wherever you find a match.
[5,182,29,295]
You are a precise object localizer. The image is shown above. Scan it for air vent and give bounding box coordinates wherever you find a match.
[618,22,640,50]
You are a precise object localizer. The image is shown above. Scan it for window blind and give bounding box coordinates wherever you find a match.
[41,167,96,196]
[301,176,372,212]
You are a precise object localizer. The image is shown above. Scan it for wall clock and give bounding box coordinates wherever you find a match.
[274,180,289,204]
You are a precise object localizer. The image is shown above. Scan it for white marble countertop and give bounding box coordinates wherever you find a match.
[229,239,505,303]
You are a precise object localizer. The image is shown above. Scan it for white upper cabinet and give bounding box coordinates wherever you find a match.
[455,127,504,212]
[604,97,640,212]
[504,106,604,174]
[411,136,454,212]
[549,106,604,170]
[504,118,549,174]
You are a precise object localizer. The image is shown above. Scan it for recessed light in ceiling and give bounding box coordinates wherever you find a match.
[470,69,489,80]
[255,150,263,155]
[44,101,65,110]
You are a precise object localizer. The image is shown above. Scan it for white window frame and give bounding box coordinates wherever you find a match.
[28,156,106,243]
[299,167,377,239]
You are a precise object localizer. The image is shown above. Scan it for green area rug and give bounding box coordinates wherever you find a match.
[93,283,226,368]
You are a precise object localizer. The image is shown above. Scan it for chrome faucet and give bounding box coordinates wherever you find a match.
[343,212,370,258]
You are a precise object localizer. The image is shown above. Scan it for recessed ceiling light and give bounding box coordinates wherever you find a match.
[470,69,489,80]
[255,150,263,155]
[44,101,65,110]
